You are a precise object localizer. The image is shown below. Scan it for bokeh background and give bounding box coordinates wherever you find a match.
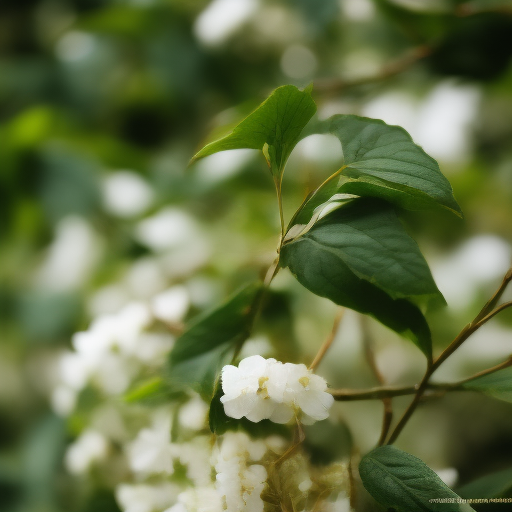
[2,0,512,510]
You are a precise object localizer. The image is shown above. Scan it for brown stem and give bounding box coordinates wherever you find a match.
[451,357,512,387]
[274,176,285,242]
[474,268,512,323]
[330,385,418,401]
[361,318,393,446]
[164,320,185,336]
[386,270,512,445]
[309,309,344,371]
[330,358,512,403]
[474,301,512,328]
[456,3,512,16]
[314,45,432,96]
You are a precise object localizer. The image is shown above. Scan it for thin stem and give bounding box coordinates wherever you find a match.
[329,357,512,402]
[314,45,432,96]
[361,318,393,446]
[330,385,418,401]
[274,176,285,242]
[264,257,280,287]
[474,301,512,329]
[309,309,344,371]
[474,268,512,323]
[451,357,512,387]
[386,270,512,445]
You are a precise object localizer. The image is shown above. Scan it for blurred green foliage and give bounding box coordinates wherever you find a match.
[2,0,512,511]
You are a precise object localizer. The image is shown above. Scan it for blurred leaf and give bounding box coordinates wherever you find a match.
[458,466,512,499]
[461,366,512,402]
[298,115,462,223]
[359,446,474,512]
[123,376,183,404]
[168,282,263,399]
[191,85,316,180]
[281,199,438,357]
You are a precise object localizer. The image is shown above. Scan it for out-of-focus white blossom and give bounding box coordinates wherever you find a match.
[178,394,209,431]
[151,286,190,323]
[177,436,214,487]
[102,170,154,218]
[434,467,459,488]
[51,384,77,416]
[133,332,174,364]
[65,430,109,474]
[164,487,223,512]
[35,216,102,292]
[213,432,269,512]
[116,483,180,512]
[128,411,175,476]
[135,208,198,252]
[220,355,334,424]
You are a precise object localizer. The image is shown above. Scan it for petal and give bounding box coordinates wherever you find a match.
[296,391,333,421]
[222,393,258,419]
[268,403,294,424]
[245,398,276,423]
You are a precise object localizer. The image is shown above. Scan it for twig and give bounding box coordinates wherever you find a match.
[309,309,344,371]
[456,3,512,17]
[386,268,512,445]
[314,45,432,96]
[474,301,512,328]
[449,357,512,387]
[165,321,185,336]
[361,318,393,446]
[474,268,512,323]
[274,176,286,242]
[329,385,418,401]
[329,358,512,401]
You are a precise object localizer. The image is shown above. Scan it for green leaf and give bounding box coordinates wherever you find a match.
[281,198,443,357]
[360,446,474,512]
[168,282,263,400]
[191,85,316,179]
[293,115,462,227]
[458,466,512,499]
[124,376,167,403]
[461,366,512,402]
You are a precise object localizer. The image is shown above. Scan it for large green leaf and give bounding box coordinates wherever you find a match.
[461,366,512,402]
[168,283,263,399]
[360,446,474,512]
[458,466,512,499]
[292,115,462,227]
[281,198,443,357]
[190,85,316,179]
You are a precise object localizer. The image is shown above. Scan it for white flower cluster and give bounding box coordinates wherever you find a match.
[118,424,283,512]
[213,432,284,512]
[57,295,348,512]
[220,355,334,425]
[51,286,190,415]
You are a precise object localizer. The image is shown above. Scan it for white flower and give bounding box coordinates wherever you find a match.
[176,436,213,487]
[213,432,268,512]
[220,356,334,424]
[116,483,180,512]
[164,487,222,512]
[178,394,209,431]
[65,430,108,474]
[151,286,190,323]
[281,363,334,425]
[128,411,175,476]
[51,385,77,415]
[220,355,291,423]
